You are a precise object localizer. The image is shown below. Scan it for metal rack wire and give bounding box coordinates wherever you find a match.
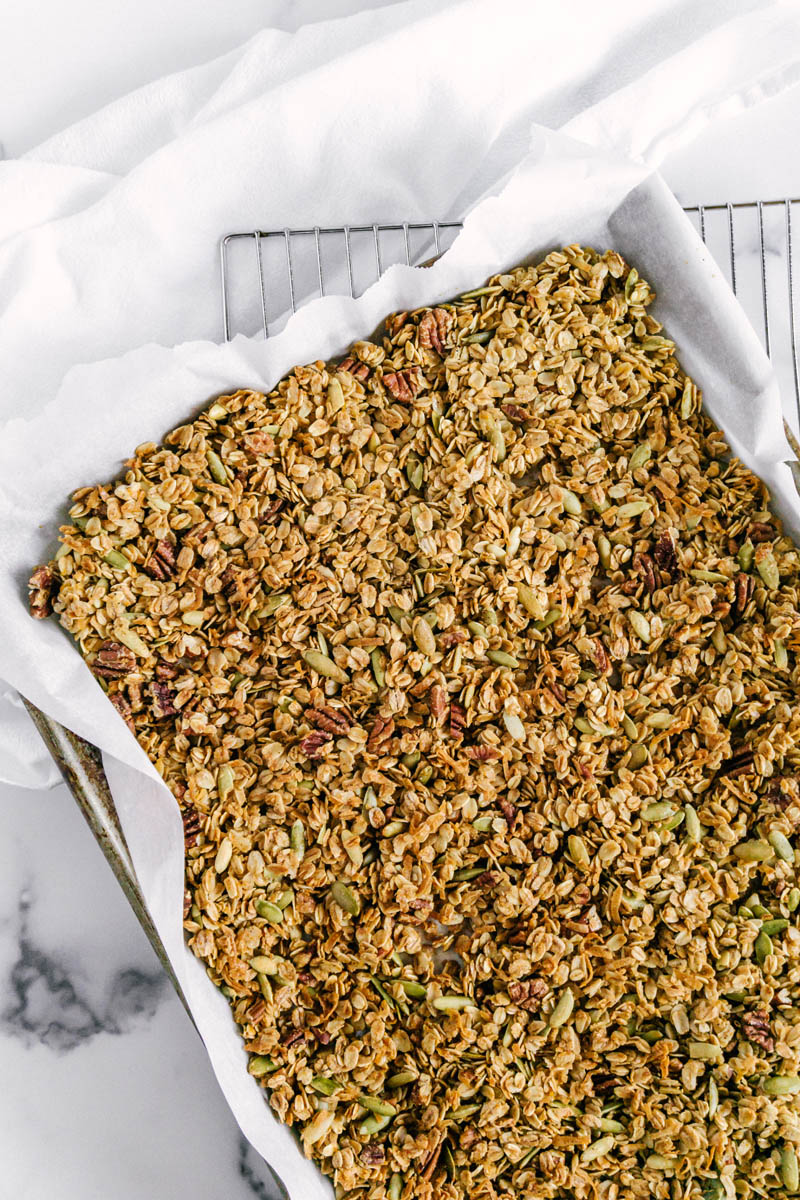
[220,200,800,437]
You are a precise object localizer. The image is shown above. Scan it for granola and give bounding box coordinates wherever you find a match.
[30,247,800,1199]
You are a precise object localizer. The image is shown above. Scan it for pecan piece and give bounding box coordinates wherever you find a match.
[361,1145,385,1167]
[145,539,178,581]
[748,521,774,543]
[220,566,254,603]
[476,870,500,889]
[313,1028,331,1045]
[182,806,202,847]
[94,640,137,679]
[244,430,276,456]
[300,729,331,759]
[653,530,678,576]
[449,701,466,740]
[501,402,529,424]
[156,660,179,681]
[508,978,548,1011]
[307,706,351,735]
[465,745,499,762]
[337,356,370,382]
[246,998,267,1024]
[383,367,421,404]
[367,715,395,753]
[742,1010,774,1054]
[109,690,134,730]
[418,307,452,355]
[634,552,657,595]
[284,1029,305,1049]
[499,796,517,827]
[732,572,755,620]
[593,638,610,674]
[384,312,409,338]
[718,747,754,778]
[260,496,285,524]
[150,681,178,719]
[548,681,567,705]
[440,628,467,649]
[28,564,58,619]
[429,684,448,724]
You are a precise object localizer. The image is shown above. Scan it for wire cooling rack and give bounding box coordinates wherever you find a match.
[220,200,800,438]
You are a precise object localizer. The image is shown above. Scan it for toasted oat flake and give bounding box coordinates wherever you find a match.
[30,246,800,1200]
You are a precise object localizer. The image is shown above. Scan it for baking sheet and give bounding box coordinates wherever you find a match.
[1,126,797,1196]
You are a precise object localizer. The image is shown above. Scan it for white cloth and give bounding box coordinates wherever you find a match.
[2,0,800,1190]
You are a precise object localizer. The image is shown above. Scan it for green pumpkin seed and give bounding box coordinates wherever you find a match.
[290,819,305,858]
[690,569,729,583]
[217,764,234,801]
[449,1103,481,1121]
[249,955,279,974]
[707,1077,719,1119]
[310,1075,340,1096]
[370,648,386,687]
[622,714,638,740]
[206,448,228,485]
[711,624,726,653]
[549,987,574,1028]
[398,979,427,999]
[468,620,489,640]
[388,1173,404,1200]
[781,1146,799,1192]
[516,582,541,617]
[628,442,651,472]
[330,881,360,915]
[598,1117,626,1133]
[259,593,289,617]
[738,540,755,571]
[755,549,780,590]
[627,611,651,643]
[642,802,675,822]
[255,899,283,924]
[755,931,773,964]
[463,329,495,344]
[115,626,149,657]
[644,712,674,729]
[359,1113,392,1137]
[488,426,506,463]
[581,1135,615,1163]
[207,403,228,422]
[774,639,789,669]
[768,830,794,862]
[533,607,563,631]
[433,995,473,1012]
[616,500,651,521]
[453,867,484,881]
[626,744,649,770]
[640,336,672,352]
[734,839,773,862]
[598,534,612,569]
[763,1075,800,1095]
[412,616,436,656]
[302,648,349,684]
[387,1070,418,1088]
[405,454,424,491]
[487,649,519,668]
[561,488,582,516]
[688,1041,723,1061]
[416,764,434,785]
[680,378,695,420]
[761,918,789,936]
[473,816,493,832]
[103,549,130,570]
[663,811,685,832]
[624,268,638,301]
[568,835,590,870]
[646,1155,677,1170]
[249,1055,277,1077]
[685,803,702,842]
[787,888,800,913]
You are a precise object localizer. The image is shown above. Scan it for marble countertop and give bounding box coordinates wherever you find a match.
[3,14,800,1197]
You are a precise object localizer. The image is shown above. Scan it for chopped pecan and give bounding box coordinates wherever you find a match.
[593,638,610,673]
[145,539,178,581]
[127,680,144,713]
[742,1010,774,1053]
[718,747,754,778]
[576,759,593,780]
[421,1139,444,1182]
[150,681,178,719]
[307,706,352,735]
[259,496,285,524]
[634,552,657,594]
[367,715,395,753]
[732,572,755,620]
[156,660,179,681]
[429,684,448,724]
[246,998,267,1024]
[337,356,370,382]
[476,870,500,889]
[28,564,58,619]
[384,312,409,338]
[653,530,679,576]
[449,701,466,739]
[501,402,529,424]
[765,777,797,811]
[361,1145,385,1167]
[418,307,452,355]
[440,628,467,649]
[300,729,331,759]
[313,1028,331,1045]
[508,978,548,1011]
[548,681,567,705]
[182,806,202,847]
[383,367,421,404]
[284,1029,305,1049]
[747,521,774,543]
[94,640,137,679]
[109,690,134,730]
[465,745,499,762]
[220,566,254,603]
[499,797,517,827]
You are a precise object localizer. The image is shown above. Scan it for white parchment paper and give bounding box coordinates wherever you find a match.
[1,126,799,1194]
